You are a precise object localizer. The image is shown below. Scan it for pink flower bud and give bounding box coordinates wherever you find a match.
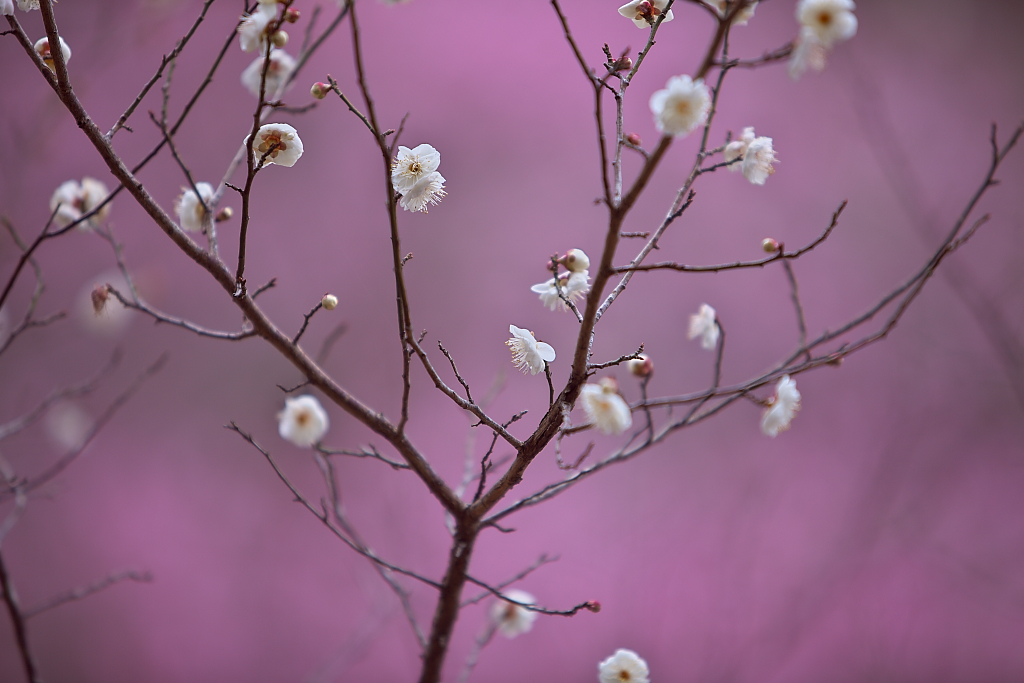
[284,8,300,23]
[761,237,779,253]
[626,132,642,146]
[310,82,329,100]
[628,354,653,377]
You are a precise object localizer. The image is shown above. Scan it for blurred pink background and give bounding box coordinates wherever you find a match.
[1,0,1023,681]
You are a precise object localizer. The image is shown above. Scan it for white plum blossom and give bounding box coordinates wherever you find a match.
[706,0,757,26]
[506,325,555,375]
[278,395,329,447]
[741,136,777,185]
[563,248,590,273]
[249,123,303,167]
[241,49,296,98]
[34,35,70,73]
[796,0,857,49]
[617,0,673,29]
[49,177,110,229]
[392,144,441,194]
[598,649,650,683]
[17,0,38,10]
[761,375,801,437]
[238,4,276,53]
[398,172,446,213]
[531,271,589,312]
[2,0,14,16]
[174,182,215,232]
[580,378,632,436]
[787,27,828,80]
[724,126,756,168]
[688,303,719,351]
[649,75,710,138]
[490,589,538,638]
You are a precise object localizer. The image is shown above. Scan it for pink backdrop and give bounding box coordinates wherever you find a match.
[1,0,1023,681]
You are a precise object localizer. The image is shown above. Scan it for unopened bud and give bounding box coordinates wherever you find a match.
[215,206,234,222]
[271,30,288,48]
[284,7,300,22]
[91,284,110,315]
[616,56,633,72]
[311,82,329,100]
[563,248,590,273]
[827,355,843,367]
[761,237,779,253]
[628,354,653,377]
[321,294,338,310]
[584,601,602,613]
[626,132,642,146]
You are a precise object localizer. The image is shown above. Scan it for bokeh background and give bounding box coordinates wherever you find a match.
[2,0,1023,681]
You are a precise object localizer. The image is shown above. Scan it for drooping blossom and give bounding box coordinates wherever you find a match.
[391,144,441,194]
[33,35,70,73]
[724,127,756,167]
[796,0,857,49]
[174,182,215,233]
[249,123,303,167]
[761,375,801,437]
[49,177,110,229]
[531,271,590,312]
[706,0,757,26]
[580,378,632,436]
[741,136,777,185]
[688,303,719,351]
[490,589,538,638]
[238,4,276,53]
[506,325,555,375]
[278,395,329,447]
[617,0,673,29]
[649,75,710,137]
[598,649,650,683]
[240,49,296,98]
[397,171,446,213]
[563,248,590,273]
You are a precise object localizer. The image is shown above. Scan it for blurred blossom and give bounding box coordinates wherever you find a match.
[278,395,329,447]
[628,354,653,377]
[618,0,673,29]
[531,271,589,312]
[490,589,538,638]
[598,649,650,683]
[563,248,590,272]
[2,0,13,16]
[174,182,215,232]
[76,270,132,337]
[761,375,801,437]
[33,35,71,72]
[788,26,828,80]
[724,127,756,168]
[707,0,758,26]
[580,378,632,436]
[649,75,710,137]
[45,402,93,451]
[507,325,555,375]
[796,0,857,49]
[17,0,38,11]
[240,49,296,98]
[741,136,777,185]
[49,177,110,229]
[238,5,275,53]
[688,303,719,351]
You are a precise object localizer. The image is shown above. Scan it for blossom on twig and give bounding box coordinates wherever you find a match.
[531,271,589,312]
[688,303,719,351]
[724,127,778,184]
[506,325,555,375]
[33,35,70,73]
[398,172,446,213]
[278,395,329,447]
[238,5,276,53]
[618,0,673,29]
[598,649,650,683]
[49,177,110,229]
[580,378,632,436]
[174,182,215,233]
[392,144,446,212]
[563,248,590,273]
[249,123,303,167]
[649,75,710,138]
[761,375,801,437]
[490,589,538,638]
[241,49,296,98]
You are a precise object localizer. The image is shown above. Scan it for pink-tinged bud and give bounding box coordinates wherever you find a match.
[761,237,779,253]
[628,354,653,377]
[584,601,601,613]
[626,132,642,146]
[91,284,110,314]
[271,30,289,48]
[215,206,234,222]
[321,294,339,310]
[284,8,300,23]
[311,82,329,100]
[616,56,633,72]
[563,248,590,273]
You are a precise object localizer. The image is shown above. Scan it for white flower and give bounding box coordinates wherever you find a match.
[398,171,446,213]
[33,35,70,73]
[506,325,555,375]
[649,75,710,138]
[563,248,590,273]
[490,589,538,639]
[724,126,756,168]
[17,0,38,10]
[174,182,215,232]
[618,0,673,29]
[241,49,296,98]
[49,177,110,229]
[706,0,757,26]
[761,375,801,437]
[741,136,777,185]
[688,303,719,351]
[787,26,828,80]
[2,0,14,16]
[598,649,650,683]
[238,5,276,53]
[796,0,857,49]
[392,144,440,195]
[278,395,329,447]
[531,271,589,312]
[249,123,303,167]
[580,378,632,436]
[257,0,278,6]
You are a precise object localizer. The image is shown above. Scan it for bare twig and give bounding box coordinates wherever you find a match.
[24,571,153,619]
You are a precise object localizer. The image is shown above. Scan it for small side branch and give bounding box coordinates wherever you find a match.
[24,571,153,619]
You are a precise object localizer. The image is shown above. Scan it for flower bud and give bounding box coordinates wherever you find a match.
[311,82,329,100]
[616,56,633,72]
[584,601,602,613]
[91,284,110,315]
[271,30,289,48]
[761,237,779,253]
[563,248,590,273]
[627,354,653,377]
[626,133,642,146]
[215,206,234,222]
[284,8,300,22]
[321,294,339,310]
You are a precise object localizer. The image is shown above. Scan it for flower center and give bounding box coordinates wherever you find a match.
[633,1,660,22]
[295,411,310,427]
[674,100,692,116]
[409,161,423,174]
[258,133,287,157]
[817,11,832,25]
[617,672,632,682]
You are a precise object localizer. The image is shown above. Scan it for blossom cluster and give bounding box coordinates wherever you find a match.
[49,177,109,229]
[531,248,591,312]
[724,127,777,185]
